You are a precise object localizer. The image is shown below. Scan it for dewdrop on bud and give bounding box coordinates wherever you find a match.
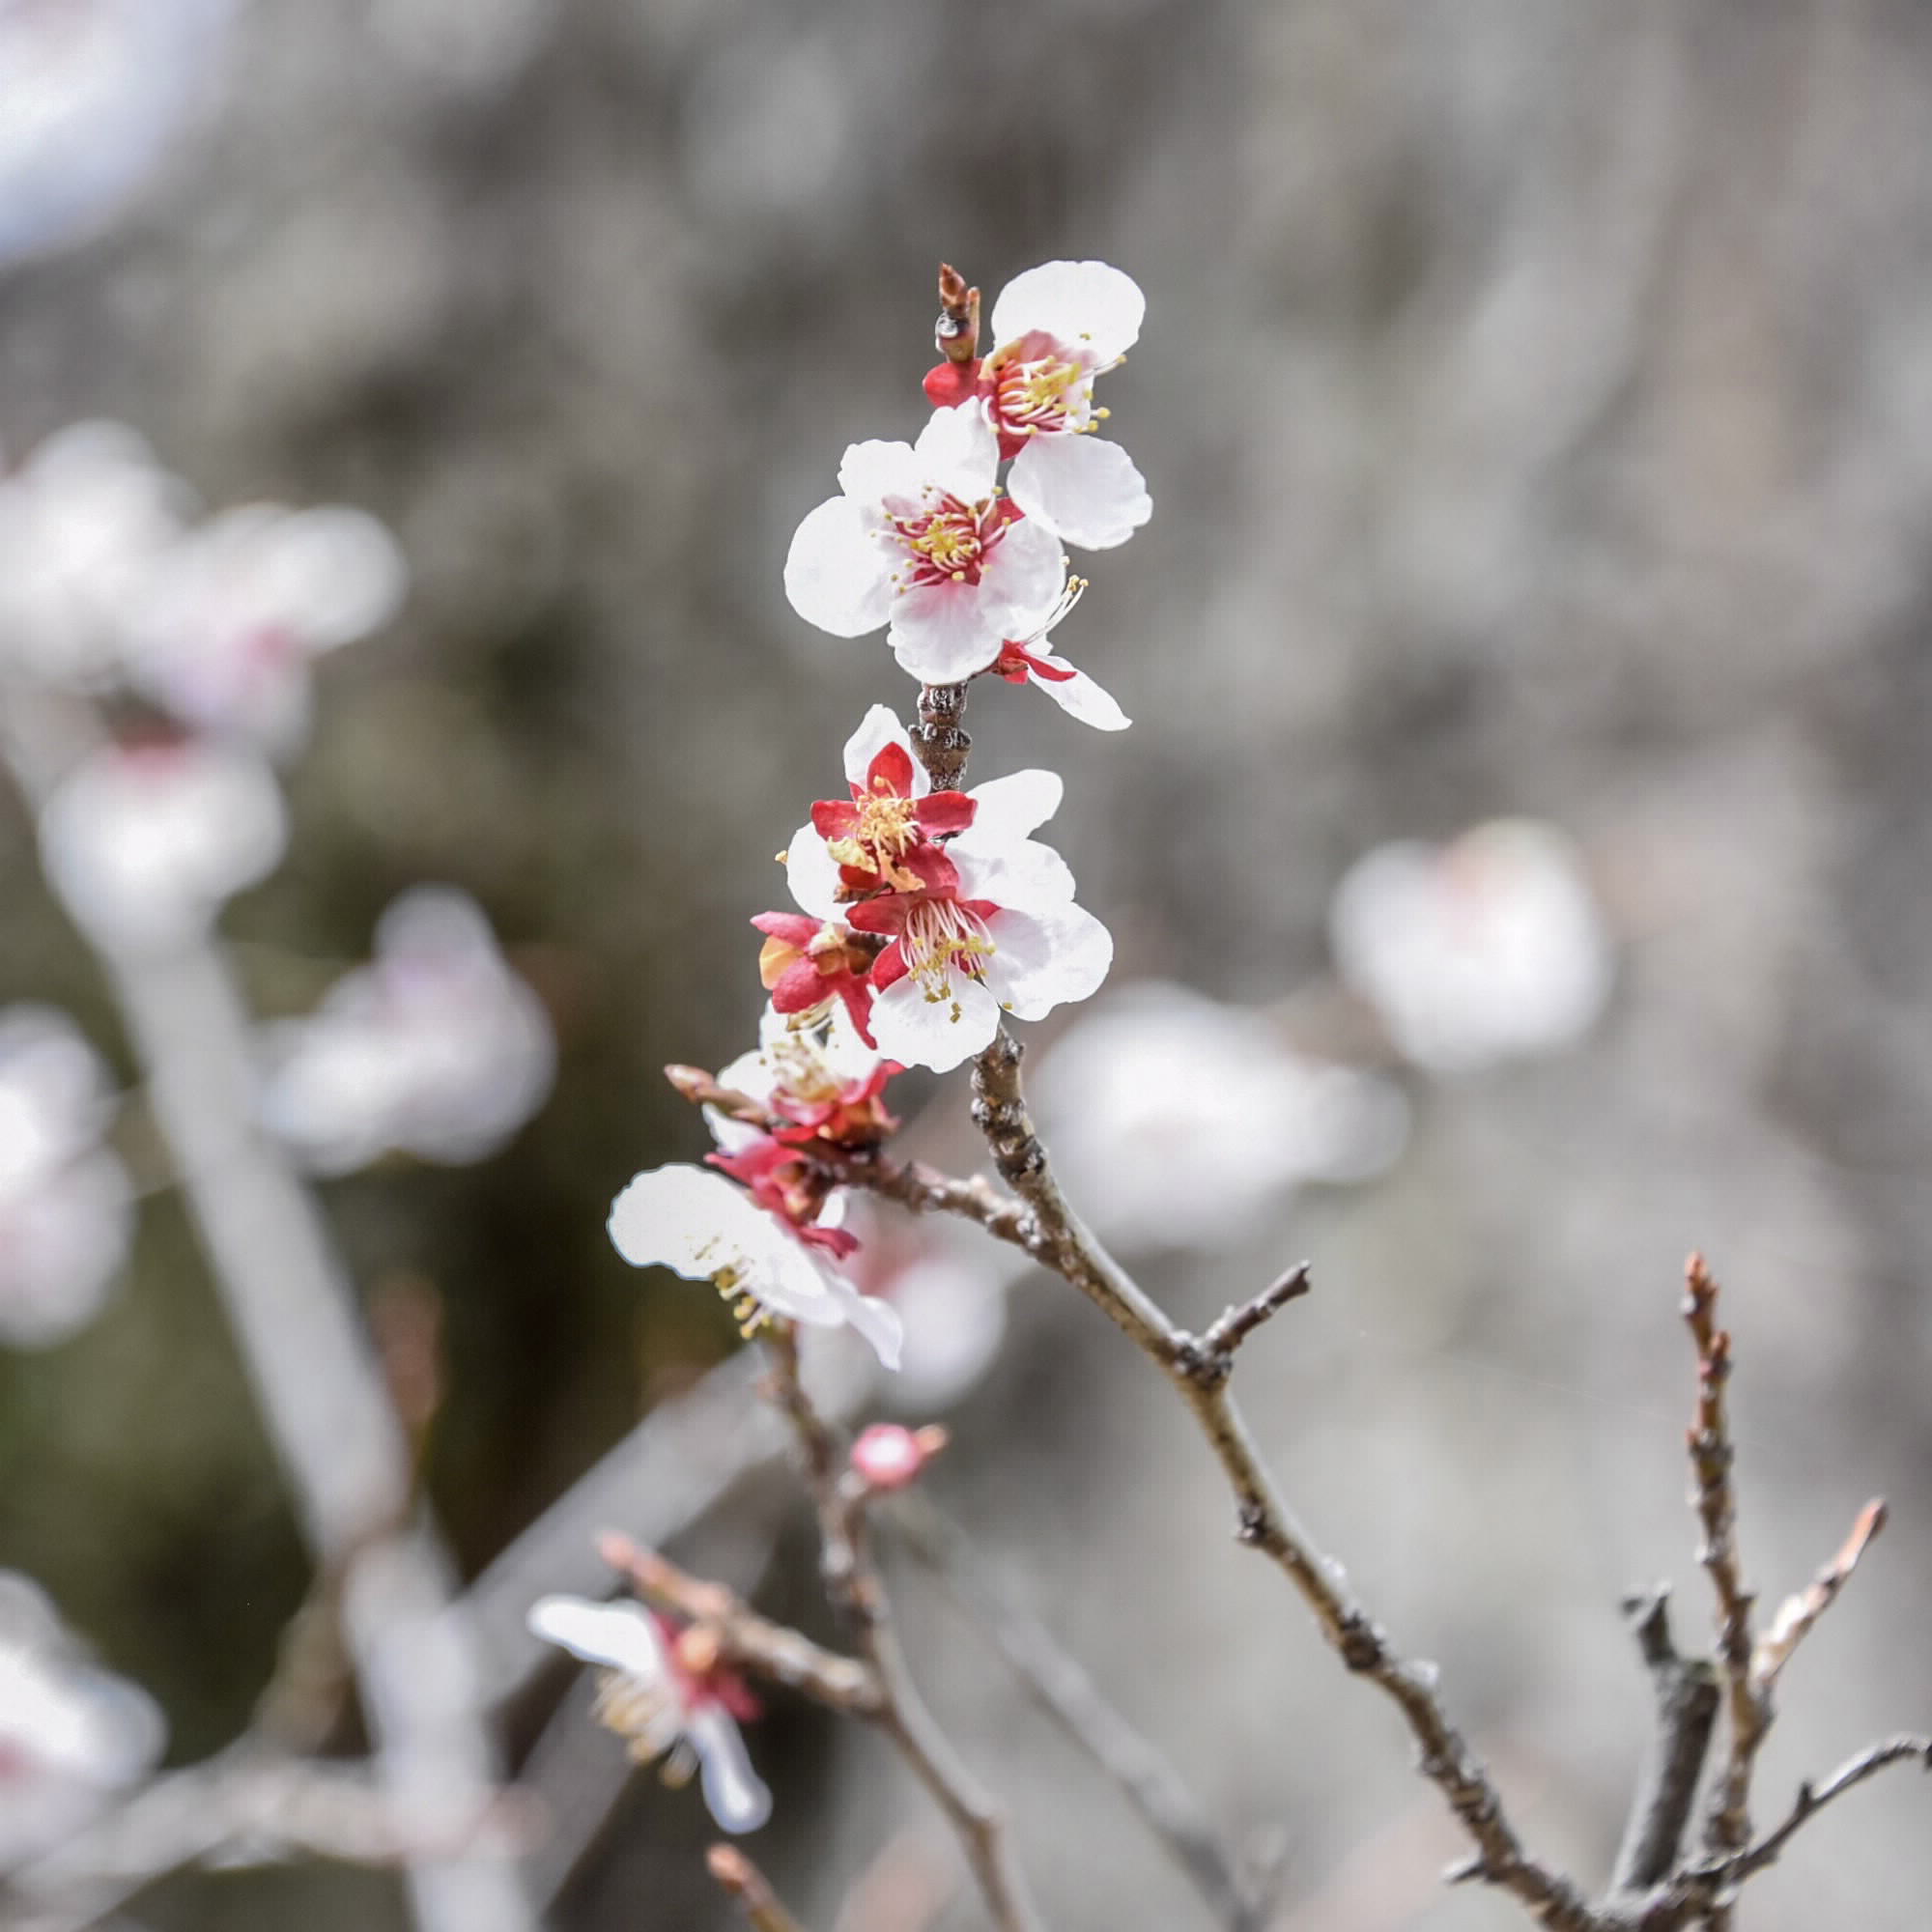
[850,1422,947,1492]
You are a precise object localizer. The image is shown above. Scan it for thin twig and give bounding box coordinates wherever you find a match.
[1606,1589,1719,1896]
[1752,1498,1888,1692]
[1180,1264,1314,1391]
[1727,1735,1932,1884]
[762,1331,1045,1932]
[891,1492,1264,1932]
[597,1530,881,1714]
[708,1844,813,1932]
[1682,1255,1764,1901]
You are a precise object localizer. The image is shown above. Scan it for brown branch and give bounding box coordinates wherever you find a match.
[890,1492,1264,1932]
[965,1026,1599,1932]
[911,682,972,791]
[1752,1497,1887,1691]
[1179,1264,1314,1391]
[1606,1588,1719,1896]
[762,1331,1044,1932]
[597,1529,881,1715]
[1727,1735,1931,1885]
[708,1843,813,1932]
[1683,1254,1765,1897]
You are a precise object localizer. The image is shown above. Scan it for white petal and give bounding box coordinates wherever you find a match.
[887,582,1008,684]
[784,824,843,923]
[978,517,1069,629]
[990,261,1145,364]
[608,1164,770,1275]
[783,497,893,638]
[949,834,1075,912]
[909,404,1000,502]
[840,702,923,795]
[985,903,1113,1022]
[867,972,1001,1074]
[1007,437,1151,551]
[964,769,1062,842]
[1030,654,1130,730]
[836,438,925,508]
[241,506,407,650]
[526,1596,668,1682]
[822,1276,904,1370]
[685,1704,773,1833]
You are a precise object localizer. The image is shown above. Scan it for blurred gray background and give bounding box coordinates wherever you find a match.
[3,0,1930,1926]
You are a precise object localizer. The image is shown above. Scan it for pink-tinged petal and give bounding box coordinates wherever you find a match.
[887,582,1009,684]
[527,1597,668,1683]
[869,939,908,992]
[784,825,843,923]
[769,956,827,1013]
[839,703,924,796]
[977,517,1069,630]
[836,438,924,506]
[866,741,917,799]
[984,902,1113,1021]
[965,769,1063,842]
[923,360,980,409]
[867,973,1001,1074]
[810,799,860,838]
[910,404,1000,501]
[1030,655,1130,730]
[784,497,893,638]
[685,1705,774,1833]
[751,910,819,947]
[1008,437,1151,551]
[837,979,877,1047]
[989,262,1145,365]
[912,790,976,837]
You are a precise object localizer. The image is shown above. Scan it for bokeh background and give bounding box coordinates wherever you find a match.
[4,1,1931,1926]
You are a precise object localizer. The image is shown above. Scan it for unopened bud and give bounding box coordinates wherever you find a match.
[665,1064,713,1103]
[850,1421,947,1492]
[673,1624,724,1679]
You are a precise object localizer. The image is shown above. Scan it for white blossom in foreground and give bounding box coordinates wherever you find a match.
[0,0,233,267]
[990,574,1129,731]
[784,404,1066,684]
[0,1008,135,1349]
[0,422,185,688]
[37,737,287,953]
[976,260,1151,552]
[124,502,406,751]
[0,1572,165,1869]
[609,1164,901,1368]
[1329,819,1613,1073]
[1036,980,1408,1252]
[526,1595,770,1833]
[258,887,554,1174]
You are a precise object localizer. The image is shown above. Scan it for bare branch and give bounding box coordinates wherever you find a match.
[761,1333,1045,1932]
[891,1492,1264,1932]
[1729,1735,1932,1884]
[1179,1264,1313,1391]
[709,1844,813,1932]
[597,1530,881,1715]
[1606,1588,1719,1896]
[1752,1498,1888,1691]
[911,681,972,791]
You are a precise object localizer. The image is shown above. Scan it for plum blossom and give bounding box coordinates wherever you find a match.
[0,1008,135,1349]
[1035,980,1408,1252]
[704,1004,898,1259]
[1329,819,1613,1073]
[123,501,407,752]
[526,1595,770,1833]
[784,403,1066,684]
[0,1572,165,1869]
[258,887,555,1174]
[783,707,1109,1074]
[990,574,1129,732]
[753,911,879,1043]
[926,261,1151,553]
[0,422,186,688]
[36,736,287,953]
[609,1163,901,1368]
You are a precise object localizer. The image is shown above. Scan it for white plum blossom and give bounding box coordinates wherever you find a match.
[975,260,1151,552]
[526,1595,771,1833]
[0,422,186,688]
[37,737,287,953]
[258,887,555,1175]
[0,0,234,267]
[609,1163,902,1369]
[784,403,1066,684]
[1035,980,1408,1252]
[123,502,407,752]
[0,1572,165,1870]
[783,707,1110,1075]
[990,574,1129,732]
[1329,819,1613,1073]
[0,1008,135,1349]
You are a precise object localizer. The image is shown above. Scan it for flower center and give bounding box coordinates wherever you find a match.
[887,494,1006,591]
[901,897,995,1018]
[827,786,925,891]
[988,335,1094,438]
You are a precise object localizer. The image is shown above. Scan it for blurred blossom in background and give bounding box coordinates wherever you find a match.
[3,2,1932,1929]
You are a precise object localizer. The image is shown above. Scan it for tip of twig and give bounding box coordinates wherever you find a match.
[597,1527,642,1575]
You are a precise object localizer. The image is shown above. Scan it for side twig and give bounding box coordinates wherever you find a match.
[708,1844,813,1932]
